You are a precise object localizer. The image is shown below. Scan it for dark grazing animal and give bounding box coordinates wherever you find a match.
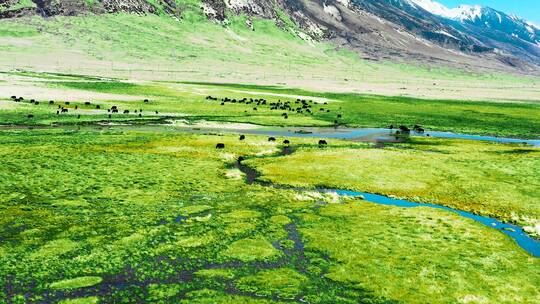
[283,140,290,145]
[84,102,91,105]
[144,99,149,103]
[27,114,34,119]
[268,137,276,142]
[216,143,225,149]
[61,108,68,113]
[123,110,129,114]
[49,100,54,104]
[399,125,411,133]
[239,135,246,140]
[318,140,328,146]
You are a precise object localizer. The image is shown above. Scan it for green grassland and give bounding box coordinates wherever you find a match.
[248,137,540,233]
[0,3,539,302]
[0,7,539,103]
[1,79,540,138]
[0,129,538,303]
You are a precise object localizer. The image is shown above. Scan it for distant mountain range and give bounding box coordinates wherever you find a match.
[1,0,539,72]
[406,0,540,61]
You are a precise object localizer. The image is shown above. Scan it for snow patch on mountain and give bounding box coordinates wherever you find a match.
[406,0,453,18]
[527,21,540,31]
[407,0,484,21]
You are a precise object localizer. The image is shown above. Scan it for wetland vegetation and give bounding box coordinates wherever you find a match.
[0,73,539,303]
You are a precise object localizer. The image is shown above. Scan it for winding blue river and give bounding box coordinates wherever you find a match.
[321,189,540,258]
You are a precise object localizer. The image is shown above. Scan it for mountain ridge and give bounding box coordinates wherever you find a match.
[1,0,539,73]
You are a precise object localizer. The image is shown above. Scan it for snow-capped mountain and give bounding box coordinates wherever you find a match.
[408,0,540,44]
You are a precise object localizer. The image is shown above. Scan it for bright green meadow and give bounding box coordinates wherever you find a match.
[0,3,539,303]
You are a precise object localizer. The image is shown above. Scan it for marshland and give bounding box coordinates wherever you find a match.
[0,73,539,303]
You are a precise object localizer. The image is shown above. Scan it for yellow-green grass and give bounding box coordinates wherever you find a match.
[248,137,540,231]
[236,268,308,299]
[58,297,99,304]
[222,238,282,262]
[49,276,103,290]
[301,201,540,304]
[0,129,539,303]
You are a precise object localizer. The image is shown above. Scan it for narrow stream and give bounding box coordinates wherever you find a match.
[235,149,540,258]
[327,190,540,258]
[4,120,540,256]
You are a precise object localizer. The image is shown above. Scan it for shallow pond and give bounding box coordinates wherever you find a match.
[242,126,540,146]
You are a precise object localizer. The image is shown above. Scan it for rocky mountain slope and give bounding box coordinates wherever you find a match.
[0,0,539,73]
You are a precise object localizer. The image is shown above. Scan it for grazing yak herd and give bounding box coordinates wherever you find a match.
[10,95,148,119]
[206,95,343,125]
[208,95,339,149]
[215,135,328,149]
[9,94,426,148]
[388,124,425,134]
